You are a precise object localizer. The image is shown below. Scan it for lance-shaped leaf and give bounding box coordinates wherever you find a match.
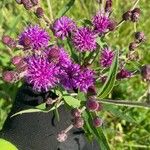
[56,0,75,18]
[98,49,119,98]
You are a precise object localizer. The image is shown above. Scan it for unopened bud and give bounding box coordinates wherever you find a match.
[105,0,112,13]
[86,98,99,112]
[48,47,60,63]
[2,71,16,83]
[71,108,81,117]
[108,20,117,31]
[57,131,68,142]
[73,117,84,128]
[129,42,138,51]
[2,35,11,45]
[35,7,44,18]
[11,56,22,66]
[87,85,96,96]
[122,11,131,21]
[31,0,38,6]
[131,8,141,22]
[141,65,150,81]
[135,32,145,42]
[93,117,103,127]
[23,2,33,10]
[16,0,22,4]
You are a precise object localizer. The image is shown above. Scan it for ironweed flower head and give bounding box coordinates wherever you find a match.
[72,27,97,52]
[100,47,114,67]
[53,16,76,40]
[92,11,111,35]
[25,55,59,92]
[19,25,50,50]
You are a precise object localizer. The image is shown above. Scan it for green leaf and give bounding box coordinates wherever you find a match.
[98,49,119,98]
[11,101,64,118]
[56,0,75,18]
[103,104,136,123]
[77,91,86,101]
[63,95,81,108]
[83,111,110,150]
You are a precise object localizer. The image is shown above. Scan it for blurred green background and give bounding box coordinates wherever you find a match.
[0,0,150,149]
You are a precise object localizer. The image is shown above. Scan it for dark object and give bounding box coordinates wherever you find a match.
[0,84,99,150]
[122,11,131,21]
[131,8,141,22]
[135,31,145,42]
[105,0,112,13]
[35,7,44,18]
[129,42,138,51]
[141,65,150,81]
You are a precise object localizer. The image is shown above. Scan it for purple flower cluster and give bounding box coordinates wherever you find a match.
[92,11,111,34]
[53,16,76,40]
[25,55,59,92]
[100,47,114,67]
[19,25,50,50]
[72,27,97,52]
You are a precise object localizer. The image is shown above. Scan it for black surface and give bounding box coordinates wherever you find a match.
[0,84,99,150]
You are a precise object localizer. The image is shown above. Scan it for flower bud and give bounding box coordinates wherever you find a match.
[86,98,99,111]
[2,71,16,83]
[57,131,68,142]
[48,47,60,63]
[131,8,141,22]
[87,85,96,96]
[135,32,145,42]
[31,0,38,6]
[96,103,103,111]
[117,69,131,79]
[141,65,150,81]
[129,42,138,51]
[23,1,33,10]
[108,20,117,31]
[11,56,22,66]
[93,117,103,127]
[122,11,131,21]
[105,0,112,13]
[21,0,29,5]
[21,36,31,49]
[73,117,84,128]
[2,35,12,45]
[71,108,81,117]
[35,7,44,18]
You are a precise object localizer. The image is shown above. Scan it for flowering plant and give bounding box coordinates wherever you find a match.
[1,0,149,149]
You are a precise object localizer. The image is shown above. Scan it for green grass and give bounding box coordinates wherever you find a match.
[0,0,150,149]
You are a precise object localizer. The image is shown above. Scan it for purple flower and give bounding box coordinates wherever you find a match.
[72,27,97,52]
[59,63,95,93]
[77,68,95,93]
[92,11,111,34]
[59,63,80,90]
[25,55,59,92]
[100,47,114,67]
[53,16,76,39]
[19,25,50,50]
[117,68,132,79]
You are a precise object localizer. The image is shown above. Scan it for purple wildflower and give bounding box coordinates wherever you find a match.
[77,68,95,93]
[117,68,132,79]
[19,25,50,50]
[72,27,97,52]
[59,63,80,90]
[53,16,76,39]
[92,11,111,34]
[100,47,114,67]
[25,55,59,92]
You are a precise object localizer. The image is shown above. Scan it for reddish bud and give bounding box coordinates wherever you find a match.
[135,32,145,42]
[2,71,16,83]
[35,7,44,18]
[11,56,22,66]
[71,108,81,117]
[87,85,96,96]
[16,0,22,4]
[48,47,60,63]
[73,117,84,128]
[2,35,12,45]
[122,11,131,21]
[108,20,117,31]
[129,42,138,51]
[131,8,141,22]
[21,0,29,5]
[57,131,68,142]
[105,0,112,13]
[31,0,38,6]
[86,98,99,112]
[23,2,33,10]
[141,65,150,81]
[93,117,103,127]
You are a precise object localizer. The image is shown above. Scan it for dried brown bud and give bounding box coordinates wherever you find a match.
[135,32,146,42]
[141,65,150,81]
[122,11,131,21]
[35,7,44,18]
[129,42,138,51]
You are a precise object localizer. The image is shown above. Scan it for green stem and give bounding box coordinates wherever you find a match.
[46,0,53,22]
[100,99,150,108]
